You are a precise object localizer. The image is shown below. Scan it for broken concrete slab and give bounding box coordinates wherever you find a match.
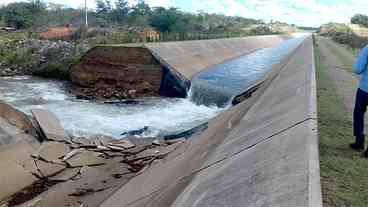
[0,158,38,201]
[21,158,42,178]
[135,149,160,160]
[62,148,84,162]
[89,135,115,146]
[0,140,37,165]
[66,150,106,167]
[35,160,66,178]
[49,167,81,182]
[31,109,70,142]
[166,138,186,145]
[28,163,132,207]
[36,141,70,163]
[71,137,90,145]
[108,139,136,149]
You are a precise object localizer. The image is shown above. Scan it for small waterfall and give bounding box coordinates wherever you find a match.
[188,80,233,108]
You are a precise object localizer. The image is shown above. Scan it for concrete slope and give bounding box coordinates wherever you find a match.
[145,35,290,80]
[171,36,321,207]
[99,36,321,207]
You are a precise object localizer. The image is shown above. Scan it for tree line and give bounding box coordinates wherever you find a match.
[0,0,264,35]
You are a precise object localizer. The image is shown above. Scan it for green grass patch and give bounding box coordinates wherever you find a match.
[324,38,357,73]
[316,40,368,207]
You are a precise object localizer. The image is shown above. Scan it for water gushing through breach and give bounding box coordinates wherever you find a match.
[0,76,223,138]
[0,36,306,139]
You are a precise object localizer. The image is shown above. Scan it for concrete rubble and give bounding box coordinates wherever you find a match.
[0,102,186,207]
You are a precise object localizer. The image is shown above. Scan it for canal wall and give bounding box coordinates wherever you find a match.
[70,35,290,100]
[99,36,322,207]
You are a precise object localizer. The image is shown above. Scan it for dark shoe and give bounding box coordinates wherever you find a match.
[350,143,365,152]
[364,150,368,158]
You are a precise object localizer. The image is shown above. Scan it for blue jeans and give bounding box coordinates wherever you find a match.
[354,88,368,146]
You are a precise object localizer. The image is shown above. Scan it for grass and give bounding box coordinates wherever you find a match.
[315,39,368,207]
[323,38,356,73]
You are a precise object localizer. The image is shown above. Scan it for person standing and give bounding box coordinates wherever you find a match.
[352,45,368,157]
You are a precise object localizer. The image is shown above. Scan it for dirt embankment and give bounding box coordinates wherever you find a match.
[70,46,163,100]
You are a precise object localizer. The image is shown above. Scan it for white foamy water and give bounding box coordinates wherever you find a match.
[0,76,223,138]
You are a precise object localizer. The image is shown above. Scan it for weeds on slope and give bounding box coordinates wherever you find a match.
[316,40,368,207]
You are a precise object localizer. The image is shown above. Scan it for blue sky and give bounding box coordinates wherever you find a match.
[1,0,368,27]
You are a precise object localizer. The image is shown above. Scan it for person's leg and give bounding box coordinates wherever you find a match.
[352,89,368,150]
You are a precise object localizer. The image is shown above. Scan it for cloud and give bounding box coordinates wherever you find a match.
[177,0,368,27]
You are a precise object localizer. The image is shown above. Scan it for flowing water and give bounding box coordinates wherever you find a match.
[189,36,307,107]
[0,35,307,139]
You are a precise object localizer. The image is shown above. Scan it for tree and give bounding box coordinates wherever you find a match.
[96,0,113,26]
[114,0,130,23]
[149,7,191,33]
[2,1,46,29]
[351,14,368,28]
[96,0,112,14]
[129,0,151,27]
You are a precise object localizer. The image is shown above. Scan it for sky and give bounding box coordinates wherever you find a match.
[1,0,368,27]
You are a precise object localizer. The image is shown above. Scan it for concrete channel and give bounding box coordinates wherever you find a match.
[0,35,322,207]
[99,36,322,206]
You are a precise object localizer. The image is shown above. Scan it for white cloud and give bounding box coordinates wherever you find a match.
[184,0,368,27]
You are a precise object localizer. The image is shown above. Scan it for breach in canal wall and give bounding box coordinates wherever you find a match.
[70,35,290,100]
[99,36,322,207]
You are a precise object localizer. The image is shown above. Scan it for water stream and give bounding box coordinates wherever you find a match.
[0,35,307,139]
[189,36,307,107]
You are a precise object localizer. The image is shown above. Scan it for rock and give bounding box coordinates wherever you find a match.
[66,150,106,167]
[31,109,71,143]
[0,101,38,137]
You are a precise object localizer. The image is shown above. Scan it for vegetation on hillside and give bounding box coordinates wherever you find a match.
[351,14,368,28]
[319,14,368,49]
[0,0,295,79]
[0,0,272,38]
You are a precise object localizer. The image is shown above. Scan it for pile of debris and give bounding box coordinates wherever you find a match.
[0,103,186,207]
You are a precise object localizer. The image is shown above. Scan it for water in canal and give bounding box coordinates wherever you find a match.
[0,35,307,138]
